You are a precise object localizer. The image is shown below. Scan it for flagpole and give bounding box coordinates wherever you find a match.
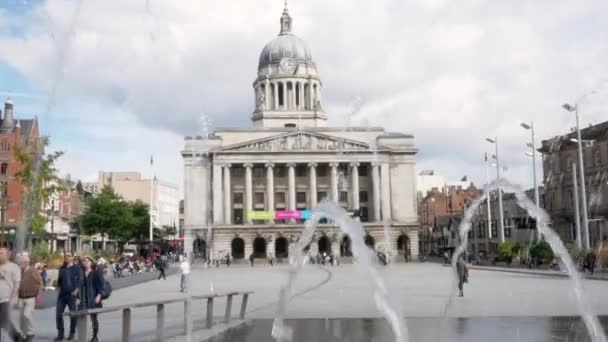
[149,155,154,243]
[485,153,493,254]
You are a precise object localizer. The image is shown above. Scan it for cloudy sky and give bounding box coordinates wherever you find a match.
[0,0,607,192]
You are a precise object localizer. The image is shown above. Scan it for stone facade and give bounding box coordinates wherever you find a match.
[539,120,608,247]
[182,5,419,261]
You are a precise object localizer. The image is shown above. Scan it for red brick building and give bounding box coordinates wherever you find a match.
[0,98,40,231]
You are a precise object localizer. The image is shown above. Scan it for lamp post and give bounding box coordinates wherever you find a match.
[520,121,541,241]
[562,103,590,250]
[484,153,493,254]
[486,137,505,243]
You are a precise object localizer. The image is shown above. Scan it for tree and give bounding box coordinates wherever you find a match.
[81,186,135,244]
[497,241,515,261]
[530,241,554,264]
[80,189,151,243]
[13,137,65,245]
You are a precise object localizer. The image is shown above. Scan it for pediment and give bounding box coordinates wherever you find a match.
[218,131,370,152]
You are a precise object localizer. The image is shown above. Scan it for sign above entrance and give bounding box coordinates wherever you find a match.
[245,210,315,221]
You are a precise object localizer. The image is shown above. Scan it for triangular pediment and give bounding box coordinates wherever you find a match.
[218,131,371,152]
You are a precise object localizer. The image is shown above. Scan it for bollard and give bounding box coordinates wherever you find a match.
[77,314,88,342]
[206,297,214,329]
[224,294,233,323]
[184,299,192,337]
[156,304,165,341]
[240,293,249,319]
[122,308,131,342]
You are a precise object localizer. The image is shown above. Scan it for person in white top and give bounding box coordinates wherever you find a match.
[180,256,191,293]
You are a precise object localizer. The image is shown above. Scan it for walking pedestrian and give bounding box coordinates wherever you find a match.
[249,253,255,267]
[584,251,597,275]
[456,255,468,297]
[55,252,82,341]
[179,256,190,293]
[13,253,42,341]
[155,257,166,280]
[78,256,103,342]
[0,247,21,342]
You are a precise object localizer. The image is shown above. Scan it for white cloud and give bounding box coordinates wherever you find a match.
[1,0,607,191]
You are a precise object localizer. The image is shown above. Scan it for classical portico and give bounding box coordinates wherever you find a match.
[182,4,419,262]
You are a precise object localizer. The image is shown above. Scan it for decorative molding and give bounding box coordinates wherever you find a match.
[219,131,369,152]
[308,162,318,168]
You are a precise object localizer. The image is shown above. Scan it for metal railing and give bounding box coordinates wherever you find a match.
[65,291,253,342]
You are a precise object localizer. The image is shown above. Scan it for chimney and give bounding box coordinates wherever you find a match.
[1,98,15,133]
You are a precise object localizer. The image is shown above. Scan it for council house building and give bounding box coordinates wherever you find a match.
[182,5,419,261]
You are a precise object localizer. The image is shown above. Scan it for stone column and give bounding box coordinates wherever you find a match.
[308,78,314,109]
[330,163,339,203]
[287,163,296,211]
[380,163,392,221]
[273,82,279,110]
[350,162,360,210]
[266,163,274,223]
[265,78,270,109]
[212,163,223,224]
[372,163,381,222]
[223,164,232,224]
[308,162,317,208]
[245,163,253,224]
[184,155,209,256]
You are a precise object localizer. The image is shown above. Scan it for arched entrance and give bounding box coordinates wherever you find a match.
[275,236,289,258]
[318,235,331,255]
[231,237,245,259]
[253,237,267,258]
[193,238,206,258]
[397,234,411,261]
[364,234,375,249]
[340,235,352,257]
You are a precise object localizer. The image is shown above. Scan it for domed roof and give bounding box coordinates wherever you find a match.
[257,5,315,72]
[258,33,314,71]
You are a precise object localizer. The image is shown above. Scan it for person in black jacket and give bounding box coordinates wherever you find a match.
[55,253,82,341]
[78,256,103,342]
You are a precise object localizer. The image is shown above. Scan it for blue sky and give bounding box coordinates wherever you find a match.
[1,0,607,192]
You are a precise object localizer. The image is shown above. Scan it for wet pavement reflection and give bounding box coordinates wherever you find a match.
[206,316,608,342]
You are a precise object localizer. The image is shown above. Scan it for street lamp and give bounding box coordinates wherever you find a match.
[562,103,590,250]
[486,137,505,243]
[520,121,541,240]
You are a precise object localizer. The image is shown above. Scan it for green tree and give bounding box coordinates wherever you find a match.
[128,200,150,241]
[13,137,65,239]
[81,186,136,244]
[497,241,515,260]
[530,241,554,263]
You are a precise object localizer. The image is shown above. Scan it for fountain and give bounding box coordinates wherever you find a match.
[448,178,608,342]
[271,200,407,342]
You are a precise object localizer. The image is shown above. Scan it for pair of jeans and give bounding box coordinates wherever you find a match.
[180,274,188,292]
[56,295,77,338]
[158,268,166,280]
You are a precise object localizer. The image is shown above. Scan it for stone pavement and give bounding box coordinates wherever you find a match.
[28,262,608,341]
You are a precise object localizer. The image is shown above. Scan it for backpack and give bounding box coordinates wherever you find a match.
[101,279,113,300]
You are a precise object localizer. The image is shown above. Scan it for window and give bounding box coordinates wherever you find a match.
[595,149,602,167]
[505,227,512,238]
[274,167,286,178]
[339,191,348,203]
[284,123,296,128]
[275,192,286,205]
[254,192,265,205]
[232,167,244,177]
[359,191,368,202]
[296,165,307,177]
[233,192,243,204]
[491,225,497,239]
[233,209,243,224]
[0,163,7,175]
[317,191,328,201]
[479,223,486,238]
[317,165,327,177]
[359,166,368,177]
[360,207,369,222]
[0,142,9,151]
[253,167,265,178]
[296,192,306,203]
[278,82,284,106]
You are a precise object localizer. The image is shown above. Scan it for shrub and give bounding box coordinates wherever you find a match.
[30,241,51,264]
[530,241,554,263]
[497,241,515,259]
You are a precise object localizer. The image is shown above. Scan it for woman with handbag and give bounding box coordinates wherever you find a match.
[78,256,104,342]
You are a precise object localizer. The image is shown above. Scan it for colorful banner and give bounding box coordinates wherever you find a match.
[246,211,275,220]
[275,210,301,220]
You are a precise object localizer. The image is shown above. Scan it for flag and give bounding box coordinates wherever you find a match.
[484,152,488,162]
[150,155,154,166]
[460,176,468,182]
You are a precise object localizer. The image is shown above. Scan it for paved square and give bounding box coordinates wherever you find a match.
[29,263,608,341]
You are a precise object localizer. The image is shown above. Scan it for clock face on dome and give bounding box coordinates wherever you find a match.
[279,58,297,74]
